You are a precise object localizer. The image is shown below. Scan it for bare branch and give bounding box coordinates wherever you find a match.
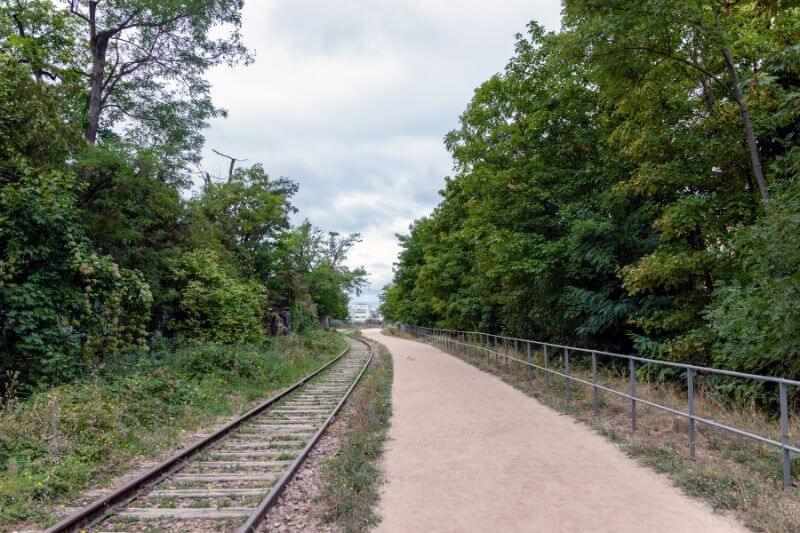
[68,0,90,24]
[212,149,247,183]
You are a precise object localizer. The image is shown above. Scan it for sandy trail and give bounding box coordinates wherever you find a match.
[362,328,743,533]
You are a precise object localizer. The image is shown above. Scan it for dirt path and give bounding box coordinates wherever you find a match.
[362,328,743,533]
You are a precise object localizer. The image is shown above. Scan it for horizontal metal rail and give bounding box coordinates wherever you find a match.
[401,324,799,490]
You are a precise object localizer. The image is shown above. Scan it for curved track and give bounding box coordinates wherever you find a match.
[48,336,373,532]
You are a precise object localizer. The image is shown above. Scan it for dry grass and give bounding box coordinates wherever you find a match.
[386,327,800,532]
[0,331,344,529]
[319,337,393,531]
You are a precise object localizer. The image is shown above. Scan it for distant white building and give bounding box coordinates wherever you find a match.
[349,302,371,324]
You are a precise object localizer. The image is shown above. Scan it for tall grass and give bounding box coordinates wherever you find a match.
[319,339,393,531]
[0,329,342,528]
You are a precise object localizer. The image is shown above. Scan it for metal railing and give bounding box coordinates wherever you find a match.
[400,324,800,489]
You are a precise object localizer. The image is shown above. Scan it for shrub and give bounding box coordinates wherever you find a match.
[708,188,800,397]
[0,171,152,391]
[167,248,266,344]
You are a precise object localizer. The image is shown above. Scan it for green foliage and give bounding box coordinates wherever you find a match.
[707,188,800,384]
[0,170,153,389]
[0,58,151,391]
[269,222,367,322]
[383,3,800,394]
[190,164,297,276]
[74,143,192,323]
[383,25,653,349]
[0,7,367,392]
[4,0,251,152]
[167,248,265,344]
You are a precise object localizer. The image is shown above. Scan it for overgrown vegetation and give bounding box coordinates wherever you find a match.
[389,326,800,531]
[320,338,393,531]
[380,1,800,401]
[0,1,367,394]
[0,329,343,528]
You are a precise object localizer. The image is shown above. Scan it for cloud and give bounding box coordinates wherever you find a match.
[201,0,562,306]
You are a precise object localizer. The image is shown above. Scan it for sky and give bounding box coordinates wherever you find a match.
[201,0,563,307]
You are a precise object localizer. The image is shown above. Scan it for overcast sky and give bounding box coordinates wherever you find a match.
[201,0,562,307]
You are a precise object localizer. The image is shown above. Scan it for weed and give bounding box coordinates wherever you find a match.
[0,329,343,528]
[319,338,393,531]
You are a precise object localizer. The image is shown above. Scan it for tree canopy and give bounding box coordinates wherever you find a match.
[381,2,800,394]
[0,0,366,392]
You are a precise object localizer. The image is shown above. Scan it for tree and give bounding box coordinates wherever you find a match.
[0,0,80,83]
[166,247,265,344]
[269,223,367,323]
[1,0,250,154]
[384,25,653,350]
[192,164,298,276]
[563,0,800,205]
[65,0,250,148]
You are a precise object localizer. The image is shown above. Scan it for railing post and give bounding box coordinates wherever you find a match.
[544,345,549,387]
[780,382,792,490]
[526,341,532,387]
[630,358,637,431]
[514,339,520,382]
[592,352,598,417]
[504,337,509,369]
[564,348,570,405]
[688,369,696,461]
[494,336,499,368]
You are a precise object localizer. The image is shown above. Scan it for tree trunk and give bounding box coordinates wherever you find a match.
[721,47,769,204]
[84,2,109,145]
[227,158,235,182]
[85,35,109,145]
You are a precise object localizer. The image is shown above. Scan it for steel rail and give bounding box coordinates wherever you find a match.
[405,325,800,489]
[419,326,800,387]
[238,336,374,532]
[47,338,353,533]
[478,348,800,454]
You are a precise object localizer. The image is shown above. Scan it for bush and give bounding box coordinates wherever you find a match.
[707,188,800,398]
[167,248,266,344]
[0,171,152,392]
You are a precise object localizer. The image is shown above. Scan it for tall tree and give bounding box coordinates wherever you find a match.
[563,0,800,205]
[60,0,251,150]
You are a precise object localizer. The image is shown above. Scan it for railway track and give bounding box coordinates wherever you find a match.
[47,336,373,533]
